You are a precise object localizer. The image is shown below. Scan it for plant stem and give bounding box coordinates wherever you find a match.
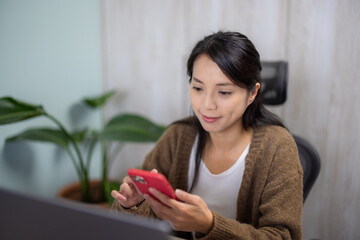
[45,113,92,202]
[86,136,97,172]
[65,148,82,181]
[101,140,108,188]
[100,106,107,200]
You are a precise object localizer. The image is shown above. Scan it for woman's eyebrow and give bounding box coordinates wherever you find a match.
[193,77,235,87]
[193,78,203,84]
[216,82,235,87]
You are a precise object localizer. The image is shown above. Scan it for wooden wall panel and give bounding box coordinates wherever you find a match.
[101,0,288,176]
[285,1,360,239]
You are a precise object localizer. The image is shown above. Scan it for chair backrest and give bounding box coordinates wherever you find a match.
[293,135,321,202]
[260,61,288,105]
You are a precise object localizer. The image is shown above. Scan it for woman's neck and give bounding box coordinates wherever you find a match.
[207,125,252,152]
[203,125,253,174]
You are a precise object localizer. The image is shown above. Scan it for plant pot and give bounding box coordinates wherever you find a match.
[57,179,110,208]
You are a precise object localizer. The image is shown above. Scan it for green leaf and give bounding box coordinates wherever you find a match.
[102,114,167,142]
[0,97,45,125]
[71,129,89,142]
[6,128,70,149]
[82,90,116,109]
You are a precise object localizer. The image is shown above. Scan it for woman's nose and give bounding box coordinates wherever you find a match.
[203,93,217,110]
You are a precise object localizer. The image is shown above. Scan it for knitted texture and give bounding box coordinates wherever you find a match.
[112,117,303,240]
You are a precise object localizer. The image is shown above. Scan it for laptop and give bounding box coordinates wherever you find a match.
[0,186,174,240]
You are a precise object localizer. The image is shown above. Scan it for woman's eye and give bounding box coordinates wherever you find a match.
[219,91,232,95]
[192,86,202,92]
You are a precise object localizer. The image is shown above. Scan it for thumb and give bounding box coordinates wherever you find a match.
[150,168,158,173]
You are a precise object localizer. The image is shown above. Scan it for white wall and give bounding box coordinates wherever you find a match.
[101,0,360,239]
[0,0,103,197]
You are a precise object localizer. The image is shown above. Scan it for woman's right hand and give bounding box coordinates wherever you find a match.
[111,168,158,208]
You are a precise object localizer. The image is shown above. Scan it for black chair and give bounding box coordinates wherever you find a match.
[260,61,321,202]
[260,61,288,105]
[293,135,321,202]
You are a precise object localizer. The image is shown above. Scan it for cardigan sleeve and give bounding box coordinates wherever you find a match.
[111,124,179,218]
[111,197,157,218]
[196,127,303,240]
[141,123,179,176]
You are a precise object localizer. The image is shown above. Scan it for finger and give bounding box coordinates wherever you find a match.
[111,190,127,201]
[122,176,142,195]
[120,182,139,199]
[175,189,202,205]
[144,194,172,219]
[120,183,135,198]
[148,188,176,207]
[150,168,158,173]
[122,176,133,184]
[128,181,141,194]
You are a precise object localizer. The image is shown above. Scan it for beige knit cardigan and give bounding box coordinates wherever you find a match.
[112,119,303,240]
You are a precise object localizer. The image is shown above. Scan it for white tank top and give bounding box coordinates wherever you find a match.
[187,136,249,219]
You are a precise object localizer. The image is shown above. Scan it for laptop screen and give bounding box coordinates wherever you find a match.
[0,186,173,240]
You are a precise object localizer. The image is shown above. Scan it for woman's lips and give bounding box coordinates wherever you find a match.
[201,115,220,123]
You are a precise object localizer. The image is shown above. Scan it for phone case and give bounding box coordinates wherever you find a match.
[127,168,176,199]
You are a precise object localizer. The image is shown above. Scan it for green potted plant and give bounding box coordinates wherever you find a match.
[0,90,166,206]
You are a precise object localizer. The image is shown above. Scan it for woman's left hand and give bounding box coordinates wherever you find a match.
[143,188,214,234]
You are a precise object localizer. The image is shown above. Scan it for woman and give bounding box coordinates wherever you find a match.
[111,31,303,240]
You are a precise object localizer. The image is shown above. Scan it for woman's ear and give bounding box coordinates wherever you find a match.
[248,83,260,105]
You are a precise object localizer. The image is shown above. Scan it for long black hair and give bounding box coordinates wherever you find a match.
[186,31,285,192]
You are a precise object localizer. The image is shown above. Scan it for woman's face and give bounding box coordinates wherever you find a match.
[190,54,258,135]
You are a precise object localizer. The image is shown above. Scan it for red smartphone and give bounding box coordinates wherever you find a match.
[127,168,176,200]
